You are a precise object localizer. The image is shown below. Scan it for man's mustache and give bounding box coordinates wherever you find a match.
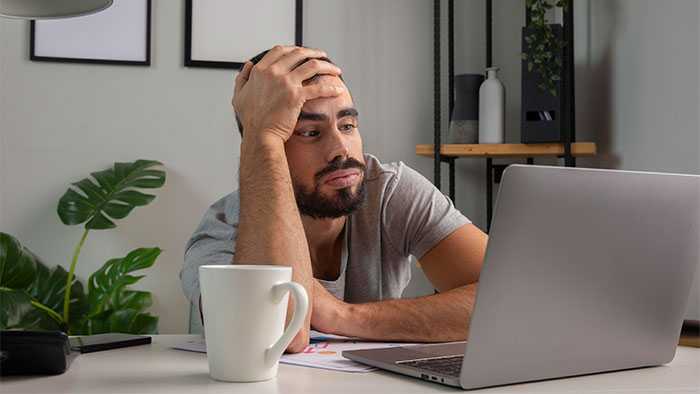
[315,157,366,183]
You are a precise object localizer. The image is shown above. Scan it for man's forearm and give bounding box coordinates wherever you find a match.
[234,135,314,349]
[336,284,478,342]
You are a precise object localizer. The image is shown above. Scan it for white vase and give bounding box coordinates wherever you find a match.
[478,67,505,144]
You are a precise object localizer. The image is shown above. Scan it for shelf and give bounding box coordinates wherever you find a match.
[416,142,597,158]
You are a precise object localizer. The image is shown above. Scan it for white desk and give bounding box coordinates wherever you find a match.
[3,335,699,393]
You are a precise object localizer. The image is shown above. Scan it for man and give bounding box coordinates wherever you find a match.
[181,46,488,353]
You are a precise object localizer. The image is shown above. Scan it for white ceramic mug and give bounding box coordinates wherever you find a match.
[199,265,309,382]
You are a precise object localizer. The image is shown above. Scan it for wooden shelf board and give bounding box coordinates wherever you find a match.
[679,335,700,348]
[416,142,597,158]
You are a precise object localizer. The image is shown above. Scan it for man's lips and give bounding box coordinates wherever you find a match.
[323,169,362,187]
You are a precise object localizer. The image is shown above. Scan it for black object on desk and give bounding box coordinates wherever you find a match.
[70,333,151,353]
[0,331,152,376]
[0,330,76,375]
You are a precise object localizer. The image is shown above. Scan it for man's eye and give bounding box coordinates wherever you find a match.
[297,130,320,137]
[340,124,356,132]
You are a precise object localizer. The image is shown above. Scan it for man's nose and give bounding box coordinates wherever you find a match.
[325,128,350,162]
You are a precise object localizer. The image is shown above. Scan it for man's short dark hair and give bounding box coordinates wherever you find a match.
[235,48,342,136]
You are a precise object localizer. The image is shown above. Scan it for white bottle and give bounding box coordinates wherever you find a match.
[478,67,505,144]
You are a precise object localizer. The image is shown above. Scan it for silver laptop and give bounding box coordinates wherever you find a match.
[343,165,699,390]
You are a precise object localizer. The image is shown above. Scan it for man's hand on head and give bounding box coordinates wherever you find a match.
[232,46,346,145]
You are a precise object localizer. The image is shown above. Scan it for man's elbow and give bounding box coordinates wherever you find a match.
[285,330,310,354]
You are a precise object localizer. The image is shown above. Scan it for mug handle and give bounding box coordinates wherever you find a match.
[265,281,309,366]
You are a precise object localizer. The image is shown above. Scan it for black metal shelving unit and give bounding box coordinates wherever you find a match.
[432,0,577,231]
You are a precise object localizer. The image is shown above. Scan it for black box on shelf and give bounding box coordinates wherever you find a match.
[521,24,566,144]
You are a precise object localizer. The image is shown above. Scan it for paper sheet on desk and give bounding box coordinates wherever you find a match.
[172,330,415,373]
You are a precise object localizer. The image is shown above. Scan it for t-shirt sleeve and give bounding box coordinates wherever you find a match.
[180,192,240,304]
[382,163,471,260]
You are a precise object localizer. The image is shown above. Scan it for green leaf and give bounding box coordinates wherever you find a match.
[117,290,152,311]
[0,288,33,329]
[107,309,158,334]
[26,263,87,330]
[108,309,139,333]
[57,189,95,225]
[77,310,111,335]
[118,310,158,334]
[0,233,77,331]
[102,202,134,220]
[57,160,166,230]
[78,309,157,335]
[85,211,117,230]
[129,313,158,334]
[74,248,160,335]
[86,248,161,316]
[112,190,156,207]
[91,169,117,192]
[0,233,37,289]
[125,170,166,189]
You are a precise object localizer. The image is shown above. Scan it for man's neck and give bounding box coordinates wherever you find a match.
[301,215,346,251]
[301,215,346,280]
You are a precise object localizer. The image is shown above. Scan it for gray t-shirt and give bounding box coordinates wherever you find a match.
[316,224,349,300]
[180,154,470,304]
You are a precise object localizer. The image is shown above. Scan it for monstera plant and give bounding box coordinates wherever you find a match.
[0,160,165,335]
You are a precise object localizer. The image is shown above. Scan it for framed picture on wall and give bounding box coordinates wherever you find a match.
[30,0,151,66]
[185,0,303,69]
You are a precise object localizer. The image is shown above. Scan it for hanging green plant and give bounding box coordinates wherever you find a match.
[522,0,569,97]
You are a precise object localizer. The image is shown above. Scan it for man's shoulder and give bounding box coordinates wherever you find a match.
[360,153,436,218]
[207,190,240,224]
[364,153,406,186]
[363,153,428,192]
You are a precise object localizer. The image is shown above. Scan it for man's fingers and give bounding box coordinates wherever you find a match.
[291,59,342,83]
[303,83,346,101]
[274,47,328,72]
[254,45,295,69]
[240,60,253,80]
[233,61,253,96]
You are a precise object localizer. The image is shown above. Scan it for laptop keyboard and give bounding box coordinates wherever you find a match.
[398,355,464,378]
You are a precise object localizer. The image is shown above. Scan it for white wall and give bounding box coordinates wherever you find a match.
[1,0,698,333]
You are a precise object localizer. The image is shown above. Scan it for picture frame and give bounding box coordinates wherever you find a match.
[30,0,151,66]
[185,0,303,70]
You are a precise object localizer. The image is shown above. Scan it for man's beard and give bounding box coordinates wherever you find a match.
[294,157,367,219]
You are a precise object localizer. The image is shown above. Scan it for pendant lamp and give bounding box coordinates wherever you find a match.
[0,0,113,20]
